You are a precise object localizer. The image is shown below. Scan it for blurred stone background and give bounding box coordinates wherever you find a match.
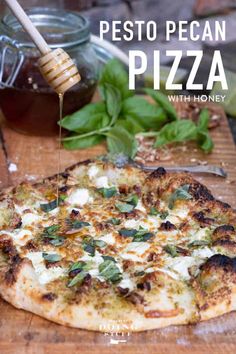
[0,0,236,140]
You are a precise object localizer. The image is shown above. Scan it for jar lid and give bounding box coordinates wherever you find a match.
[1,7,91,49]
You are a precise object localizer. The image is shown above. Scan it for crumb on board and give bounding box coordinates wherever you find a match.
[8,163,18,173]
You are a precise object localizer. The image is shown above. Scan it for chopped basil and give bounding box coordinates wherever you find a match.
[68,220,90,230]
[133,229,154,242]
[159,211,169,220]
[99,259,122,283]
[44,225,60,234]
[123,194,139,207]
[168,184,192,209]
[94,240,107,248]
[40,195,66,213]
[49,237,65,246]
[149,207,158,216]
[97,187,117,198]
[102,255,117,262]
[69,261,85,273]
[42,253,62,263]
[119,228,137,237]
[115,202,134,213]
[107,218,121,225]
[164,244,178,257]
[134,270,145,276]
[82,237,107,256]
[68,261,90,273]
[67,270,87,287]
[119,227,154,242]
[42,225,64,246]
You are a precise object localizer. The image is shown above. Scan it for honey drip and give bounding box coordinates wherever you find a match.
[57,92,64,204]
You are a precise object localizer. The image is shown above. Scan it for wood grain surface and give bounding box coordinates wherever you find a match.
[0,101,236,354]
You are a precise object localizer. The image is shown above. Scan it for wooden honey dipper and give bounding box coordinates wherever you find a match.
[4,0,81,94]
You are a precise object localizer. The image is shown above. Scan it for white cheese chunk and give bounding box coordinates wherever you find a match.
[67,188,93,206]
[118,276,135,291]
[95,176,109,188]
[26,252,65,285]
[21,213,42,227]
[88,165,99,179]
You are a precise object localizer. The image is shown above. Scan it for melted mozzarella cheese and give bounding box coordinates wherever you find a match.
[95,176,109,188]
[166,256,203,280]
[26,252,65,285]
[121,242,150,262]
[190,228,210,241]
[0,229,33,247]
[98,233,115,245]
[67,188,93,206]
[192,247,215,258]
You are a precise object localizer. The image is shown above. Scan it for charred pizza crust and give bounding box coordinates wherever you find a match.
[0,159,235,332]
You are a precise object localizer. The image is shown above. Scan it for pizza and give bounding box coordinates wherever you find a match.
[0,159,236,332]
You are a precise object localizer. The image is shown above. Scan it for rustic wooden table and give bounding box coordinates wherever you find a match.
[0,102,236,353]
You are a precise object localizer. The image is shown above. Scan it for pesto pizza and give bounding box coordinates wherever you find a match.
[0,159,236,332]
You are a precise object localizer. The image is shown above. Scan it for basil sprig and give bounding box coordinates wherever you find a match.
[60,59,213,157]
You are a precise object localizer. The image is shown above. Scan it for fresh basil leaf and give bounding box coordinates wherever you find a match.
[106,125,138,158]
[40,199,58,213]
[97,187,118,198]
[67,270,87,287]
[60,102,109,132]
[145,88,178,121]
[44,225,60,235]
[99,259,122,283]
[122,96,167,130]
[103,83,122,122]
[102,255,117,262]
[123,194,138,207]
[154,119,197,148]
[94,240,107,249]
[149,207,158,216]
[49,237,65,246]
[68,220,90,230]
[133,229,154,242]
[83,243,95,256]
[196,109,214,153]
[99,59,134,100]
[117,117,145,135]
[63,134,105,150]
[168,184,192,209]
[159,211,169,220]
[68,261,86,273]
[197,109,209,131]
[107,218,121,225]
[42,253,62,263]
[164,244,178,257]
[115,202,134,213]
[119,228,137,237]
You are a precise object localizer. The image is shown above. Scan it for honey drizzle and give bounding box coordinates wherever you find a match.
[57,92,64,205]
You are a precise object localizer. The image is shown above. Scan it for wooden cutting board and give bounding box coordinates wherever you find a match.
[0,100,236,354]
